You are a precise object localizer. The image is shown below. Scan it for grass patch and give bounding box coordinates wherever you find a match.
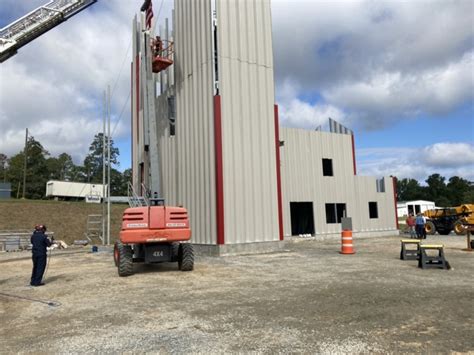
[0,199,127,244]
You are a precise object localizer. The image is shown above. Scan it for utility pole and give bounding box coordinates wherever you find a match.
[22,128,28,199]
[102,90,106,245]
[107,85,111,245]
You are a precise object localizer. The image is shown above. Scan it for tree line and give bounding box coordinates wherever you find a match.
[397,174,474,207]
[1,135,473,206]
[0,133,131,199]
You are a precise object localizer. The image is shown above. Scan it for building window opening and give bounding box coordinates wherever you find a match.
[376,178,385,192]
[168,96,176,136]
[325,203,346,224]
[369,202,378,219]
[322,158,333,176]
[290,202,315,236]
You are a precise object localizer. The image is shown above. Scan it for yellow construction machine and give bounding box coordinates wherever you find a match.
[423,204,474,235]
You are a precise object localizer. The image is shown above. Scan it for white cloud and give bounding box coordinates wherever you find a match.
[276,80,345,129]
[357,143,474,181]
[421,143,474,168]
[0,0,174,164]
[324,51,474,129]
[272,0,474,129]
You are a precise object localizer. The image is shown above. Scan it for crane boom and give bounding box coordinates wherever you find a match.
[0,0,97,63]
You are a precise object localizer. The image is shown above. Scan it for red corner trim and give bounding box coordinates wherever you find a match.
[392,176,399,229]
[274,105,284,241]
[214,96,225,245]
[351,134,357,175]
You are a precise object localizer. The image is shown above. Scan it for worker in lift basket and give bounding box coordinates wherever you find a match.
[30,224,53,287]
[155,35,163,56]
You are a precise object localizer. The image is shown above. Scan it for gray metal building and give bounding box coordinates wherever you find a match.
[280,128,397,238]
[131,0,397,254]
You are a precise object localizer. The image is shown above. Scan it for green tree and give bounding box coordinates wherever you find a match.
[46,153,76,181]
[109,168,125,196]
[425,174,450,206]
[7,136,50,199]
[83,133,119,183]
[0,153,7,183]
[446,176,471,205]
[462,184,474,204]
[397,178,424,201]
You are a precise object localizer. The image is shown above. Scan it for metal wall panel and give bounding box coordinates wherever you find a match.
[131,16,139,188]
[172,0,216,245]
[216,0,279,243]
[155,92,177,205]
[280,128,397,236]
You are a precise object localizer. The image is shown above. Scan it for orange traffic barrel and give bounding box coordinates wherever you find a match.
[340,229,355,254]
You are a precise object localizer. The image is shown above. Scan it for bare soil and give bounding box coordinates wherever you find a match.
[0,234,473,353]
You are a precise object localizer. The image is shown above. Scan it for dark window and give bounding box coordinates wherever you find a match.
[168,96,176,136]
[325,203,346,224]
[290,202,315,236]
[376,178,385,192]
[408,205,414,215]
[322,158,333,176]
[369,202,378,219]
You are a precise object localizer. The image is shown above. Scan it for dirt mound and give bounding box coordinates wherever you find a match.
[0,200,127,244]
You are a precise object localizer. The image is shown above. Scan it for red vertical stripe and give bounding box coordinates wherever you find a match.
[392,176,399,229]
[351,134,357,175]
[214,96,225,245]
[274,105,284,241]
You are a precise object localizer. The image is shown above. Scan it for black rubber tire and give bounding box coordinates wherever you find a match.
[113,241,119,267]
[425,221,436,235]
[118,243,133,277]
[171,242,180,262]
[178,243,194,271]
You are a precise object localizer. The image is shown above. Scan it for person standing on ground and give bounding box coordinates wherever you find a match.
[415,213,426,240]
[30,224,53,287]
[406,213,416,238]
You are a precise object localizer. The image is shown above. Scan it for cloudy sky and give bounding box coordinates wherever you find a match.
[1,0,473,183]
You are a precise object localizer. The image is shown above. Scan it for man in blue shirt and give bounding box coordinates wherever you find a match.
[30,225,53,286]
[415,213,427,239]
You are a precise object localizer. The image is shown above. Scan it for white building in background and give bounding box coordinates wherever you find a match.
[397,200,436,217]
[46,181,106,200]
[131,0,398,254]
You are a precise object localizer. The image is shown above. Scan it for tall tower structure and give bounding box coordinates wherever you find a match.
[132,0,283,254]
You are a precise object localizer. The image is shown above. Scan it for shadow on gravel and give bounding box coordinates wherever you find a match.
[133,262,182,274]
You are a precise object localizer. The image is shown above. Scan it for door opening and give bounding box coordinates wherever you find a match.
[290,202,315,236]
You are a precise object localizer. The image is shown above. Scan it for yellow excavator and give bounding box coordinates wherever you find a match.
[423,204,474,235]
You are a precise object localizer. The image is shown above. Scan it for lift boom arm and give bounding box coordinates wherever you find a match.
[0,0,97,63]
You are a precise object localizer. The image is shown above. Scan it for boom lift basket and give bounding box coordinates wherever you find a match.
[151,38,173,73]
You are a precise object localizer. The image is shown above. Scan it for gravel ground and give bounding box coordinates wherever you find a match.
[0,234,473,353]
